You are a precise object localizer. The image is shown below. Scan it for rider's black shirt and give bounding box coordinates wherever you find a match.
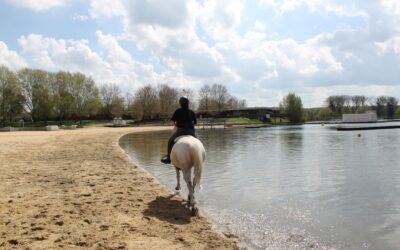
[171,108,197,130]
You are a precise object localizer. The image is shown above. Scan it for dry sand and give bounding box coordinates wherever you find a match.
[0,127,238,249]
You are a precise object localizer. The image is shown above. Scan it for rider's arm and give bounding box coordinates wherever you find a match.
[192,111,197,125]
[171,109,178,127]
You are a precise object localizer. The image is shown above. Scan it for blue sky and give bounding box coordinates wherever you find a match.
[1,0,400,107]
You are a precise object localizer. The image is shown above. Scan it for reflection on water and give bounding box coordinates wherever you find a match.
[119,125,400,249]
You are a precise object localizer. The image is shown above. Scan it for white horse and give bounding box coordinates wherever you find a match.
[170,135,205,216]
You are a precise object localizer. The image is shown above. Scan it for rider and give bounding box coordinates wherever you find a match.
[161,96,197,164]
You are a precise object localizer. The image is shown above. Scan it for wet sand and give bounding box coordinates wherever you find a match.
[0,127,238,249]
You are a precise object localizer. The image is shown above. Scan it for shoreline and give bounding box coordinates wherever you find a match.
[117,131,245,247]
[0,127,238,249]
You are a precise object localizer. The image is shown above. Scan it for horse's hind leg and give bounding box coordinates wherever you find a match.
[175,167,181,191]
[182,169,194,207]
[191,176,199,216]
[175,168,181,192]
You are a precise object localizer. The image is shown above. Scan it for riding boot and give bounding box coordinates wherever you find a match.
[161,134,176,164]
[161,155,171,164]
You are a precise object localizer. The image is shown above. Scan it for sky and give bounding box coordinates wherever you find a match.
[0,0,399,108]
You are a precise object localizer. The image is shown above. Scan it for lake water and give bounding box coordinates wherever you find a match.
[119,125,400,249]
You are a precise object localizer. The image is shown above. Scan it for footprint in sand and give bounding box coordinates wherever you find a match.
[31,226,45,231]
[8,239,18,245]
[55,221,64,226]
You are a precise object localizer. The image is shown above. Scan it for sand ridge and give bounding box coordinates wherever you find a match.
[0,127,238,249]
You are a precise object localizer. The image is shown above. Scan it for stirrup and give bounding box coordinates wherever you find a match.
[161,155,171,164]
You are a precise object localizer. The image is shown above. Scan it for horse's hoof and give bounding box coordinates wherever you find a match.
[191,207,199,216]
[175,186,180,191]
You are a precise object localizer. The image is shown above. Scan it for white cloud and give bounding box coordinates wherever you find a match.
[254,21,267,32]
[0,41,28,69]
[381,0,400,16]
[125,0,191,29]
[88,0,124,19]
[5,0,67,11]
[376,36,400,55]
[199,0,244,41]
[311,27,400,87]
[5,0,400,107]
[16,33,167,92]
[96,31,133,65]
[256,0,367,17]
[257,0,304,14]
[118,0,225,79]
[215,32,343,86]
[72,13,89,21]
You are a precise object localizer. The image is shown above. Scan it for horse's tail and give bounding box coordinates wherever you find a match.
[194,146,205,191]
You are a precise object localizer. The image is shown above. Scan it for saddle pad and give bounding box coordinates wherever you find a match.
[174,135,193,143]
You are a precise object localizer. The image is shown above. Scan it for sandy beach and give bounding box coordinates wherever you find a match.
[0,127,238,249]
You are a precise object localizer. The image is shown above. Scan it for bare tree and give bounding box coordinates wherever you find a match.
[387,96,398,119]
[351,95,366,112]
[125,92,135,117]
[375,96,388,118]
[158,84,179,119]
[326,95,346,116]
[197,84,212,112]
[343,95,351,113]
[134,84,158,120]
[210,84,229,111]
[100,83,124,118]
[226,96,247,109]
[180,88,197,110]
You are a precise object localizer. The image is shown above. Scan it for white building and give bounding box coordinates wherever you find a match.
[342,111,377,123]
[113,117,126,126]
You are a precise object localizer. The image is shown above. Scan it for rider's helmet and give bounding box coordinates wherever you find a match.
[179,97,189,108]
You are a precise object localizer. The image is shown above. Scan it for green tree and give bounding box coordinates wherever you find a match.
[18,68,53,122]
[70,73,101,122]
[396,107,400,119]
[386,97,398,119]
[375,96,388,118]
[32,70,53,122]
[18,68,35,118]
[52,71,74,123]
[0,66,25,127]
[326,95,346,116]
[304,108,319,121]
[279,92,304,123]
[317,107,334,121]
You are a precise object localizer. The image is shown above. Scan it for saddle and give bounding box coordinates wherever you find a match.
[174,135,194,143]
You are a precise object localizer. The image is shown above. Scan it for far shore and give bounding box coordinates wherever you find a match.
[0,127,238,249]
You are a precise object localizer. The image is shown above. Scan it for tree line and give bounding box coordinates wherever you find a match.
[301,95,400,122]
[0,65,246,126]
[280,93,400,123]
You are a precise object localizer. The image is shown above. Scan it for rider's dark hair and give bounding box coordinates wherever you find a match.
[179,97,189,108]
